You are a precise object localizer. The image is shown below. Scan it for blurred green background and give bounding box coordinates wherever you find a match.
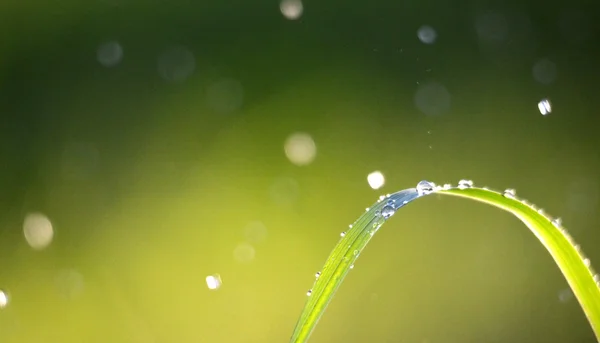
[1,0,599,342]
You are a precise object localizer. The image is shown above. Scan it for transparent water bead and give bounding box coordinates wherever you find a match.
[503,189,516,199]
[307,290,312,296]
[442,183,452,190]
[315,272,321,278]
[340,232,346,237]
[381,205,396,219]
[458,179,474,189]
[416,180,436,196]
[584,258,591,267]
[552,218,562,227]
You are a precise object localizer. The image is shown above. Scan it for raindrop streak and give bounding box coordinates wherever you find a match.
[416,180,436,196]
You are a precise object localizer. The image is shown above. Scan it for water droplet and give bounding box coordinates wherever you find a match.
[381,205,396,219]
[315,272,321,278]
[538,208,545,215]
[0,290,7,309]
[349,224,353,229]
[416,180,436,196]
[594,274,600,283]
[443,183,452,190]
[552,217,563,227]
[370,230,375,236]
[375,210,381,217]
[365,207,370,211]
[503,189,516,199]
[584,258,591,267]
[458,179,473,189]
[349,264,355,269]
[340,232,346,237]
[378,195,386,201]
[307,289,312,296]
[353,250,359,255]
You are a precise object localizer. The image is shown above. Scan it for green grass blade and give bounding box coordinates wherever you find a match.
[289,181,600,343]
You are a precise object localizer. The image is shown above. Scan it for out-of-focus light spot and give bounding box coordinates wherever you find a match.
[417,25,437,44]
[270,177,300,206]
[532,59,557,85]
[367,171,385,190]
[61,142,99,181]
[567,178,599,214]
[234,242,256,263]
[54,269,85,300]
[558,288,573,303]
[538,99,551,115]
[206,78,244,113]
[157,46,196,83]
[23,212,54,250]
[475,11,508,42]
[280,0,303,20]
[96,41,123,67]
[414,81,451,116]
[206,274,222,290]
[284,132,316,166]
[0,290,7,308]
[244,221,268,244]
[559,10,593,45]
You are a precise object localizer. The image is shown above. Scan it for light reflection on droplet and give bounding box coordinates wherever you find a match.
[233,242,256,263]
[538,99,551,115]
[280,0,303,20]
[23,212,54,250]
[367,171,385,190]
[97,41,123,67]
[284,132,316,166]
[206,274,222,290]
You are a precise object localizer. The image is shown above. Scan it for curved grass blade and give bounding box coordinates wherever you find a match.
[289,188,424,343]
[290,181,600,343]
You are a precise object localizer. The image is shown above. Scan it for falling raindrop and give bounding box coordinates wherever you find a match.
[538,98,552,115]
[503,189,516,199]
[381,205,396,219]
[416,180,436,196]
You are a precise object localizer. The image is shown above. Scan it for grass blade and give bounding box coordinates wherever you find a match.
[290,181,600,343]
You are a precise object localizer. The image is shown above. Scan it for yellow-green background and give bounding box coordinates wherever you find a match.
[1,1,599,342]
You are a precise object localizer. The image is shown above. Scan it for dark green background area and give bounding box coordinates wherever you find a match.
[1,0,599,342]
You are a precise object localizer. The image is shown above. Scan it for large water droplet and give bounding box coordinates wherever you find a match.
[416,180,436,196]
[381,205,396,219]
[503,189,516,199]
[458,179,474,189]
